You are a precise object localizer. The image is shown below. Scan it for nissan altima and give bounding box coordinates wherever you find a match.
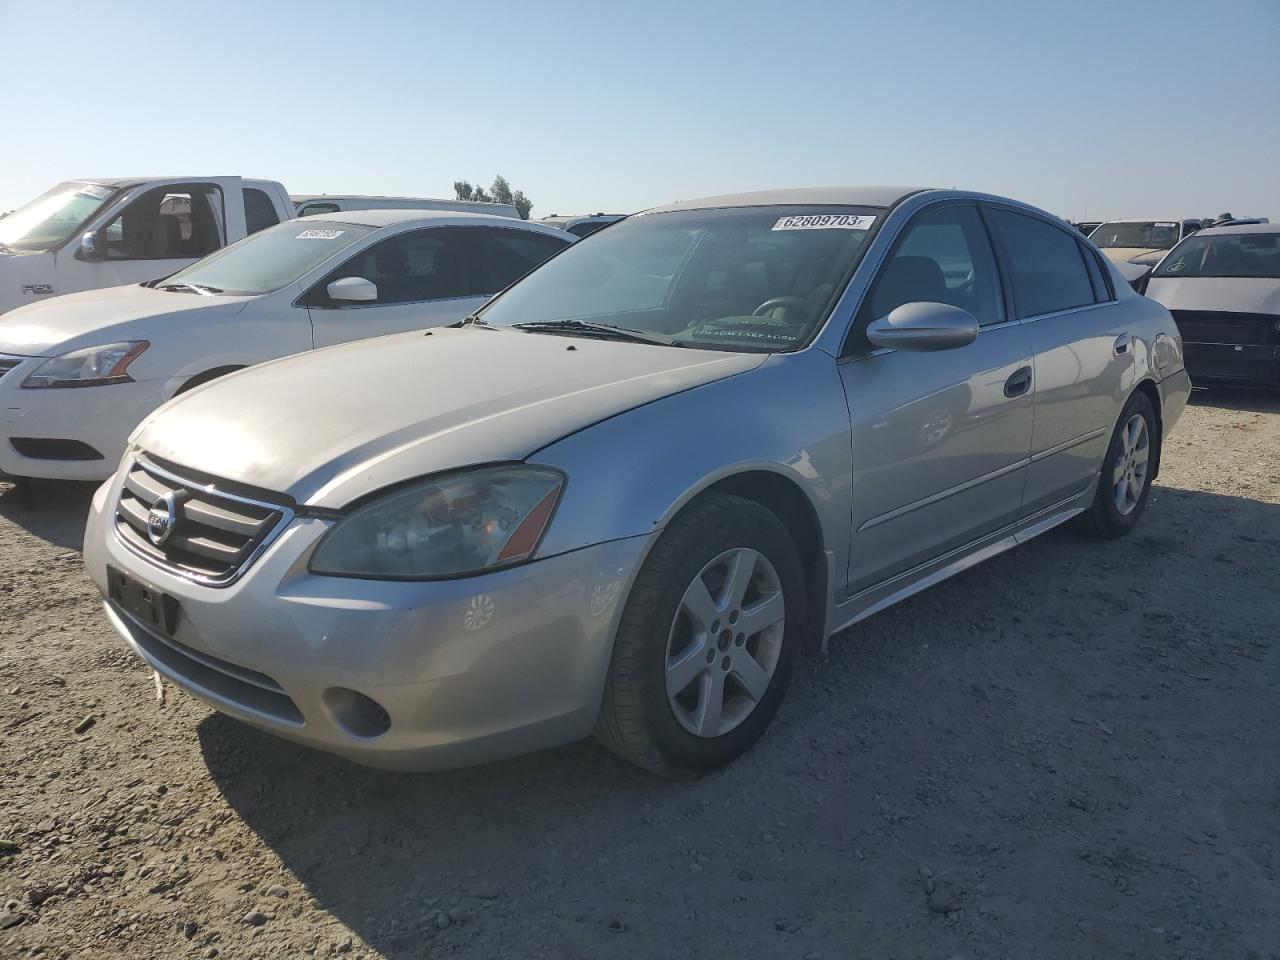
[84,187,1192,776]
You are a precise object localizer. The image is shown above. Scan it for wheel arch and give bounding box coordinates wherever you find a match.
[174,364,247,396]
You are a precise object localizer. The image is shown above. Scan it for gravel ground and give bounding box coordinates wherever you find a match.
[1,390,1277,960]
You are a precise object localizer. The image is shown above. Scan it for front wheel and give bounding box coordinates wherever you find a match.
[1084,391,1158,538]
[595,493,805,777]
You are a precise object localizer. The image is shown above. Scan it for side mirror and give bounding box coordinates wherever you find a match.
[327,276,378,302]
[866,301,978,352]
[75,230,103,262]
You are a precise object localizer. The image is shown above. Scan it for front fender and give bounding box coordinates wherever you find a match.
[529,349,853,577]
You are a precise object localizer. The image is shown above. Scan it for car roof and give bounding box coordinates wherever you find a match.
[646,186,929,214]
[1097,217,1197,224]
[1193,222,1280,237]
[296,208,559,230]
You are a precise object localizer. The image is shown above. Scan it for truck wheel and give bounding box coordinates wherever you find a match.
[595,493,804,777]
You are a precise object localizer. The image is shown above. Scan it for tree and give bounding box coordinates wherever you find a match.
[454,175,533,219]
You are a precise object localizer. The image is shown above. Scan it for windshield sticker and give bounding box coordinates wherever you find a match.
[772,214,876,232]
[76,184,113,200]
[1155,222,1177,228]
[296,229,345,240]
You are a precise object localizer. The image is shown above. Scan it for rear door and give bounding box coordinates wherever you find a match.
[839,202,1035,594]
[983,204,1133,515]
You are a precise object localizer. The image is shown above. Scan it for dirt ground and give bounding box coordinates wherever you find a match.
[1,390,1277,960]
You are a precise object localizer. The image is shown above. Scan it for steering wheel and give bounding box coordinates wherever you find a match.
[752,296,810,320]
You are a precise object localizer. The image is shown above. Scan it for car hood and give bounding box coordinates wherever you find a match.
[133,328,766,507]
[0,284,252,356]
[1145,276,1280,314]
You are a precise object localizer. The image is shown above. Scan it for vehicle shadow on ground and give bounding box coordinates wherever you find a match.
[0,478,96,551]
[1188,385,1280,413]
[197,486,1280,959]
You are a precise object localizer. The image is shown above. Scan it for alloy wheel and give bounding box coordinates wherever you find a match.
[664,547,785,738]
[1112,413,1150,516]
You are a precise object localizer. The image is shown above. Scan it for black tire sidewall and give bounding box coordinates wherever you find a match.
[621,499,805,774]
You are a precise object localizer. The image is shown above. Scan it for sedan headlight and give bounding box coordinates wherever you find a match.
[22,341,150,388]
[309,466,564,579]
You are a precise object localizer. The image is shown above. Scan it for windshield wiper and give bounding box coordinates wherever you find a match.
[513,319,680,347]
[449,314,495,329]
[157,282,222,295]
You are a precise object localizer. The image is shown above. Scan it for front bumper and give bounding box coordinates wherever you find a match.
[84,477,651,770]
[1184,341,1280,389]
[0,359,169,480]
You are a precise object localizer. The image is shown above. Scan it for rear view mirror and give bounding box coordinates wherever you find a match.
[75,230,103,262]
[866,301,978,352]
[327,276,378,302]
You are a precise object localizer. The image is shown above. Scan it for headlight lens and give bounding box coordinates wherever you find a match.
[22,341,149,388]
[309,466,564,579]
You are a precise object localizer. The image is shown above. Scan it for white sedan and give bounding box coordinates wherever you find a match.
[0,211,572,480]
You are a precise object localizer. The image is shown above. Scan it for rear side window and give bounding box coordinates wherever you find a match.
[243,188,280,235]
[300,202,341,217]
[473,229,569,294]
[1079,240,1112,301]
[569,221,605,238]
[987,209,1096,318]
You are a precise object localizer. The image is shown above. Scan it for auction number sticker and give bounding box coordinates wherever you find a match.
[76,184,113,200]
[772,214,876,231]
[296,229,345,240]
[1155,222,1176,228]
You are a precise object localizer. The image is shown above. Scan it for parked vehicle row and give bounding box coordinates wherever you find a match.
[0,211,573,480]
[0,177,525,316]
[71,186,1191,777]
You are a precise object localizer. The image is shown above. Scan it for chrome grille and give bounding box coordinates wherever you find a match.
[0,357,22,380]
[114,456,293,585]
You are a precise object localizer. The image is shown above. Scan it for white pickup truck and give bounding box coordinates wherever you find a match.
[0,177,295,314]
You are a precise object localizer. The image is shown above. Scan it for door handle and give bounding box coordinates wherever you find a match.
[1113,334,1131,357]
[1004,366,1032,399]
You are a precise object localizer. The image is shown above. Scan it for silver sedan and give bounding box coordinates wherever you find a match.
[84,186,1192,776]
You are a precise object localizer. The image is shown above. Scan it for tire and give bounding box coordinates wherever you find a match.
[1083,391,1158,539]
[594,492,805,777]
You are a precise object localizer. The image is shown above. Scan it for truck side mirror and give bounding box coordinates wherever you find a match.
[75,230,103,262]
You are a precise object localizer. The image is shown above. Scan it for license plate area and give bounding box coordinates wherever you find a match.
[108,565,180,636]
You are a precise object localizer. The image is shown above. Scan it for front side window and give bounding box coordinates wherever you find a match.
[160,219,375,296]
[102,184,225,261]
[243,188,280,235]
[987,209,1096,319]
[474,229,570,294]
[0,181,118,253]
[1153,232,1280,279]
[479,205,882,352]
[312,228,472,306]
[856,204,1002,335]
[1091,221,1181,250]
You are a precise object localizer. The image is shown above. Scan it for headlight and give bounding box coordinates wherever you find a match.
[309,466,564,579]
[22,341,149,388]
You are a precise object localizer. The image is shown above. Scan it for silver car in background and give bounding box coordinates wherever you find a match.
[84,187,1192,776]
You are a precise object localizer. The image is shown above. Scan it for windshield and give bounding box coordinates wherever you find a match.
[478,205,882,352]
[0,181,118,252]
[1153,232,1280,280]
[1091,221,1181,250]
[160,220,376,296]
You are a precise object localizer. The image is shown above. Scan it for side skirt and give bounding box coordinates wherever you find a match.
[824,484,1094,643]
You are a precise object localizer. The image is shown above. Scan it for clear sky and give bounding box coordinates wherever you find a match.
[3,0,1277,221]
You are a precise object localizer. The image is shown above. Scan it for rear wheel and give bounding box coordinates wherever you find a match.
[1084,391,1158,538]
[595,493,804,777]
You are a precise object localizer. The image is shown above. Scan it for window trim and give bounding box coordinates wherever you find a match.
[100,182,227,263]
[981,202,1111,323]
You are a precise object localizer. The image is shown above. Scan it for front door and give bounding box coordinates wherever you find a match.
[838,202,1035,595]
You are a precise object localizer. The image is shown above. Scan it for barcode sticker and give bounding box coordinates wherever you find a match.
[296,229,344,240]
[772,214,876,231]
